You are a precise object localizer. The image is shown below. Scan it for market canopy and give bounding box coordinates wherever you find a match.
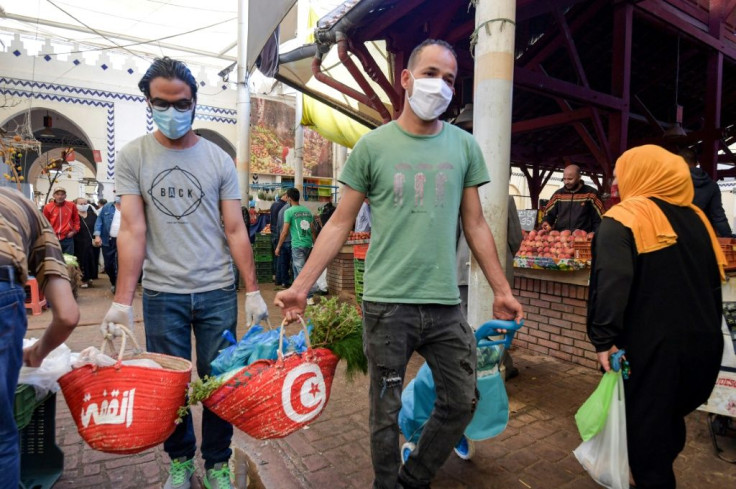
[0,0,301,71]
[275,0,736,202]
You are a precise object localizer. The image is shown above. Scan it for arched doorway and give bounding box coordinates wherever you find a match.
[194,128,235,160]
[1,108,97,200]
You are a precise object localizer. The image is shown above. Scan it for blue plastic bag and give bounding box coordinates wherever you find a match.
[211,326,267,376]
[210,324,314,376]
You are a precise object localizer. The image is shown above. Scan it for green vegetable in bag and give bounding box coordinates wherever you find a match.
[575,370,621,441]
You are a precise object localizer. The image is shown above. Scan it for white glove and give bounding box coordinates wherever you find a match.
[100,302,134,338]
[245,290,269,326]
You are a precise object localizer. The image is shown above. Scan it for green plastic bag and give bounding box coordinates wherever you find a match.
[575,371,621,441]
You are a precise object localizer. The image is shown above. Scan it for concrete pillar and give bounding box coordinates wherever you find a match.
[294,94,304,191]
[467,0,516,327]
[236,0,251,200]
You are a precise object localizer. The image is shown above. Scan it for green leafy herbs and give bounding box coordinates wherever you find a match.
[306,297,367,379]
[175,375,225,423]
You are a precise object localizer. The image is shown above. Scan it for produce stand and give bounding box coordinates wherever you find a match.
[326,233,370,300]
[510,228,596,369]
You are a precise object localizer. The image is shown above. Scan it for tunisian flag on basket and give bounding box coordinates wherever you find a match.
[204,347,339,439]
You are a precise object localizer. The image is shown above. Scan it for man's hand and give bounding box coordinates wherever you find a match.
[100,302,133,337]
[274,287,308,323]
[492,292,524,323]
[596,346,620,372]
[245,291,269,326]
[23,342,45,368]
[93,236,102,247]
[275,245,281,257]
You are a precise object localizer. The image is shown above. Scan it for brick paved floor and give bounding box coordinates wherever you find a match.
[23,282,736,488]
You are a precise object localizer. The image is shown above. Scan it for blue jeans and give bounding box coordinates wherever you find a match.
[361,301,477,489]
[59,236,74,255]
[101,237,118,288]
[292,246,313,298]
[276,241,292,287]
[142,285,238,469]
[0,270,27,489]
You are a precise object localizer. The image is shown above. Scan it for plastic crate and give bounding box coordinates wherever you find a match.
[354,258,365,298]
[20,393,64,489]
[255,234,272,245]
[14,384,46,431]
[257,274,273,283]
[353,244,369,260]
[718,238,736,271]
[254,252,273,263]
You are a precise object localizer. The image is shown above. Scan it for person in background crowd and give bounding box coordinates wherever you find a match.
[269,190,288,280]
[275,187,315,305]
[275,39,523,489]
[97,198,108,210]
[587,145,724,489]
[275,193,292,290]
[679,148,733,237]
[94,196,121,293]
[355,198,372,233]
[542,165,604,233]
[100,56,268,489]
[73,197,98,288]
[0,187,79,489]
[43,187,80,254]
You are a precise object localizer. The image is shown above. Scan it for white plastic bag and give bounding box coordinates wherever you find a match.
[316,269,328,293]
[573,372,629,489]
[18,339,73,399]
[72,346,117,368]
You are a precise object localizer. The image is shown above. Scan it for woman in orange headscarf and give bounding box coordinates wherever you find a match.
[587,145,724,489]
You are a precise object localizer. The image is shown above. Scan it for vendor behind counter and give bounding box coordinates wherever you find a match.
[542,164,605,233]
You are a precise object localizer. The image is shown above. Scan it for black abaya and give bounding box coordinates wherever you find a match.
[587,198,723,489]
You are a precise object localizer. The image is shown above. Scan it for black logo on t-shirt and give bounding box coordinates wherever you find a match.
[147,166,204,220]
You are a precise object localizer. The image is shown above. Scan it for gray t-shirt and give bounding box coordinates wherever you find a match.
[115,134,240,293]
[277,203,291,243]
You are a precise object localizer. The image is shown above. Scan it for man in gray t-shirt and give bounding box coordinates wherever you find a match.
[100,57,268,489]
[275,200,292,288]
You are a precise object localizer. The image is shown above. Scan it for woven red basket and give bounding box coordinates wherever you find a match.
[204,318,339,439]
[59,326,191,454]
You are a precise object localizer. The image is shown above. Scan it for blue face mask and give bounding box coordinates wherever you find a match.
[151,106,193,140]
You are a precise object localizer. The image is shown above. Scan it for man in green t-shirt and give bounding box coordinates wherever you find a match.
[275,188,316,302]
[275,39,523,489]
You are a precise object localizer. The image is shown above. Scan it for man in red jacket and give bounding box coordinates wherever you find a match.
[43,187,80,254]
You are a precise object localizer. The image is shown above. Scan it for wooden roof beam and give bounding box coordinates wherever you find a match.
[636,0,736,61]
[512,107,593,134]
[514,67,624,110]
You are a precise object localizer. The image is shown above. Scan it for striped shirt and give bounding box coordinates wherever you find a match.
[0,187,69,288]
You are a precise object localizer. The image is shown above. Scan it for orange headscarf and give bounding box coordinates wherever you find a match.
[605,144,727,280]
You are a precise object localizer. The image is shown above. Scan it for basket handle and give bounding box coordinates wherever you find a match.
[277,315,312,362]
[100,324,143,365]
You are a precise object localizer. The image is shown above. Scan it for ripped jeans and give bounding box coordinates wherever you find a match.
[362,301,477,489]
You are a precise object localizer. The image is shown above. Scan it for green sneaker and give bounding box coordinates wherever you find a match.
[163,457,196,489]
[203,462,233,489]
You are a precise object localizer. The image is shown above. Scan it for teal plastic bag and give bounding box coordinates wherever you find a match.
[575,371,621,441]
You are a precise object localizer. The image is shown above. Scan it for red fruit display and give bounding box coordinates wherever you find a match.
[516,228,589,261]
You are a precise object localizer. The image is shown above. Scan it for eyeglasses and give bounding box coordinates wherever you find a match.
[149,98,194,112]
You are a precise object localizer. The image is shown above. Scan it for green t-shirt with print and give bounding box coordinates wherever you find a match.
[284,205,314,249]
[339,121,489,304]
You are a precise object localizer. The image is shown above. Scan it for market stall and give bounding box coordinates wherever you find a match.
[326,231,369,300]
[511,228,598,369]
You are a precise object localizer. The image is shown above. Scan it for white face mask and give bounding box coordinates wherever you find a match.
[407,72,453,121]
[77,204,88,212]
